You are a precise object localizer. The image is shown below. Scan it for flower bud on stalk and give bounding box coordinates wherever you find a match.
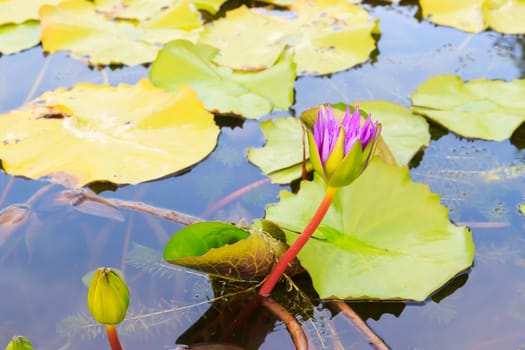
[5,336,33,350]
[87,268,129,325]
[259,104,381,297]
[87,267,129,350]
[303,105,381,187]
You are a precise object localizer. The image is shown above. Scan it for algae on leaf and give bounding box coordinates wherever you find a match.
[265,158,475,301]
[411,74,525,141]
[0,78,220,188]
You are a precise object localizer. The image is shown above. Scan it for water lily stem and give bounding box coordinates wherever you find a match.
[105,325,123,350]
[259,186,337,296]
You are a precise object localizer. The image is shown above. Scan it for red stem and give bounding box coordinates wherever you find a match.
[105,324,123,350]
[259,186,337,296]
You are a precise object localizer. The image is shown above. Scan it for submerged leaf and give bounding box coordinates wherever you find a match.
[199,1,378,75]
[0,21,40,55]
[265,158,475,301]
[164,222,299,281]
[39,0,201,66]
[411,74,525,141]
[0,78,220,188]
[150,40,296,119]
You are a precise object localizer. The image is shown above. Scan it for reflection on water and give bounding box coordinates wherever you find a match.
[1,1,525,349]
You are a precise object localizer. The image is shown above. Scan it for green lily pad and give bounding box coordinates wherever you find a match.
[0,21,40,55]
[248,102,422,184]
[247,117,311,184]
[164,222,298,281]
[150,40,296,119]
[420,0,525,34]
[39,0,201,66]
[265,158,475,301]
[199,1,378,75]
[411,74,525,141]
[356,100,430,165]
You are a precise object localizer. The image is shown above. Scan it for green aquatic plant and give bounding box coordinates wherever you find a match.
[258,104,381,296]
[4,336,33,350]
[87,268,130,350]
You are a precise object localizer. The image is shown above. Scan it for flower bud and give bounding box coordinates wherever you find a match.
[87,267,129,325]
[302,104,381,187]
[5,336,33,350]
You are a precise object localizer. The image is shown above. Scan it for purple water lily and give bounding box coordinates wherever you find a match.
[313,105,378,166]
[304,104,381,187]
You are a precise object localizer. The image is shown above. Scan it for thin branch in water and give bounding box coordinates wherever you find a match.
[261,297,308,350]
[120,214,134,274]
[0,176,14,207]
[200,178,270,218]
[57,189,201,226]
[109,198,201,226]
[25,54,52,103]
[332,300,390,350]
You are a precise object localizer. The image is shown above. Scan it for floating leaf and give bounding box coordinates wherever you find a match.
[0,21,40,55]
[0,0,63,25]
[199,1,378,75]
[39,0,201,66]
[265,158,475,301]
[95,0,228,17]
[482,0,525,34]
[411,74,525,141]
[150,40,296,119]
[248,102,419,184]
[164,222,299,281]
[420,0,525,34]
[247,117,310,184]
[0,78,220,188]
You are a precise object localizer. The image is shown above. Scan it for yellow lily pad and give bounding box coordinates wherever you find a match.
[0,0,63,25]
[0,78,220,188]
[95,0,228,16]
[420,0,525,34]
[483,0,525,34]
[39,0,201,66]
[199,0,378,75]
[0,21,40,55]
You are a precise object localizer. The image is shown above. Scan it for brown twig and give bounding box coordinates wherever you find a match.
[200,178,270,218]
[109,198,201,226]
[58,189,201,226]
[332,300,390,350]
[261,297,308,350]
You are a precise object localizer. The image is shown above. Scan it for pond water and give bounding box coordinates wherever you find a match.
[1,1,525,349]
